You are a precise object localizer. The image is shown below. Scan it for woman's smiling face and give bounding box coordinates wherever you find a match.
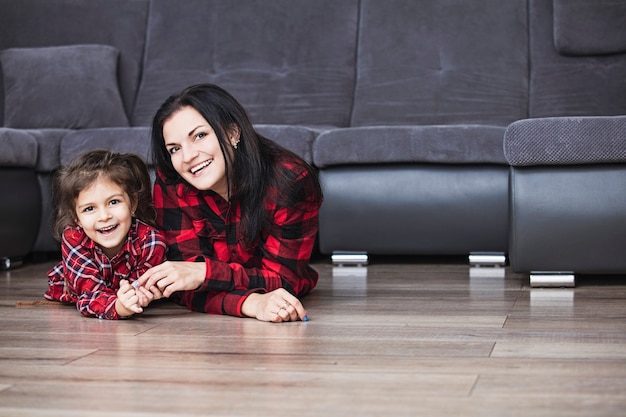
[163,106,235,200]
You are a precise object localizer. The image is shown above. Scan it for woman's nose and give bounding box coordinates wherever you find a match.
[181,144,197,163]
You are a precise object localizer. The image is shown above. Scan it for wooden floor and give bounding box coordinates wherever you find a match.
[1,257,626,416]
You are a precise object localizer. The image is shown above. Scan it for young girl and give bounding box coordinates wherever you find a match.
[44,150,167,319]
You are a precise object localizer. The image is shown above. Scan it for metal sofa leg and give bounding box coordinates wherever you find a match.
[468,252,506,267]
[529,272,575,288]
[331,251,369,267]
[1,257,24,270]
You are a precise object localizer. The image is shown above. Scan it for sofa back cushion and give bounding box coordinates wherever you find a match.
[553,0,626,56]
[132,0,359,127]
[351,0,529,127]
[529,0,626,117]
[0,0,149,126]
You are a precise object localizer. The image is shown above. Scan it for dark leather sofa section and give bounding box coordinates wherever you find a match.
[0,0,625,277]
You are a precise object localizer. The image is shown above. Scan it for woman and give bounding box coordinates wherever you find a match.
[137,84,323,322]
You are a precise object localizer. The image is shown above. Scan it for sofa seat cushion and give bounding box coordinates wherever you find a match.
[313,125,507,168]
[60,127,152,166]
[23,129,72,173]
[253,125,319,165]
[1,44,129,129]
[0,128,38,168]
[504,116,626,167]
[61,125,317,171]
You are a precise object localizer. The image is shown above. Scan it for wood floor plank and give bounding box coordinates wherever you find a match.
[0,374,479,416]
[0,347,96,362]
[2,259,626,416]
[473,374,626,396]
[5,355,626,382]
[491,342,626,359]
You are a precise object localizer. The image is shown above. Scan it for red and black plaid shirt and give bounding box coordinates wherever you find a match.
[154,155,321,317]
[44,219,167,320]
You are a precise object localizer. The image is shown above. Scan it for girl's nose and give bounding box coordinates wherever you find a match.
[99,207,113,221]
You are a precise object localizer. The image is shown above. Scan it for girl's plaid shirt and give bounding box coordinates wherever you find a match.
[44,219,167,319]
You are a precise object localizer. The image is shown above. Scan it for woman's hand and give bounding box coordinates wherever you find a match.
[115,279,143,317]
[136,261,206,298]
[241,288,308,323]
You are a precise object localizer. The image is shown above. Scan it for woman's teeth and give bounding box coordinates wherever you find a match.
[191,160,212,174]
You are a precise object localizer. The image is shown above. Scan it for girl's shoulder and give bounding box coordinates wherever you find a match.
[61,225,89,247]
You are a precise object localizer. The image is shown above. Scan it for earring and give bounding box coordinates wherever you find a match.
[233,139,240,149]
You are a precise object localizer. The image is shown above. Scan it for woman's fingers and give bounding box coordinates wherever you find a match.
[270,289,308,322]
[137,262,169,288]
[276,304,298,322]
[137,261,206,298]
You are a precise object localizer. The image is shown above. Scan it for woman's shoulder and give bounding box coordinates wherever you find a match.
[270,151,322,206]
[274,151,314,179]
[155,167,200,195]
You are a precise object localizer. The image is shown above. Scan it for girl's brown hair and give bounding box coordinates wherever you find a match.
[52,149,156,240]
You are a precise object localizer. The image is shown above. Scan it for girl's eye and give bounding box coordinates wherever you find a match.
[83,206,94,213]
[109,199,120,206]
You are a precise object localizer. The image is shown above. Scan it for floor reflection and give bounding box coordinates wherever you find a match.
[469,266,506,297]
[530,288,575,305]
[331,266,368,296]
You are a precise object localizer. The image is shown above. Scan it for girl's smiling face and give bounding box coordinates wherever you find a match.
[163,106,238,200]
[74,176,134,259]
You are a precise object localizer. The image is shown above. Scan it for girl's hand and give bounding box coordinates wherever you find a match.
[115,279,143,317]
[241,288,308,323]
[136,261,206,298]
[134,284,157,307]
[134,281,163,308]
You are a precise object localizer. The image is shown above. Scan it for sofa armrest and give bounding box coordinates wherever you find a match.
[504,116,626,167]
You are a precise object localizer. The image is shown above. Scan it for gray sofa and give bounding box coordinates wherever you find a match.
[1,0,625,279]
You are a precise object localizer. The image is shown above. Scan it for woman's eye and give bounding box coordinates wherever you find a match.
[168,146,180,155]
[193,132,206,142]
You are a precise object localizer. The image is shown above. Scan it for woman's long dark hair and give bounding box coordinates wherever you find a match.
[151,83,321,246]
